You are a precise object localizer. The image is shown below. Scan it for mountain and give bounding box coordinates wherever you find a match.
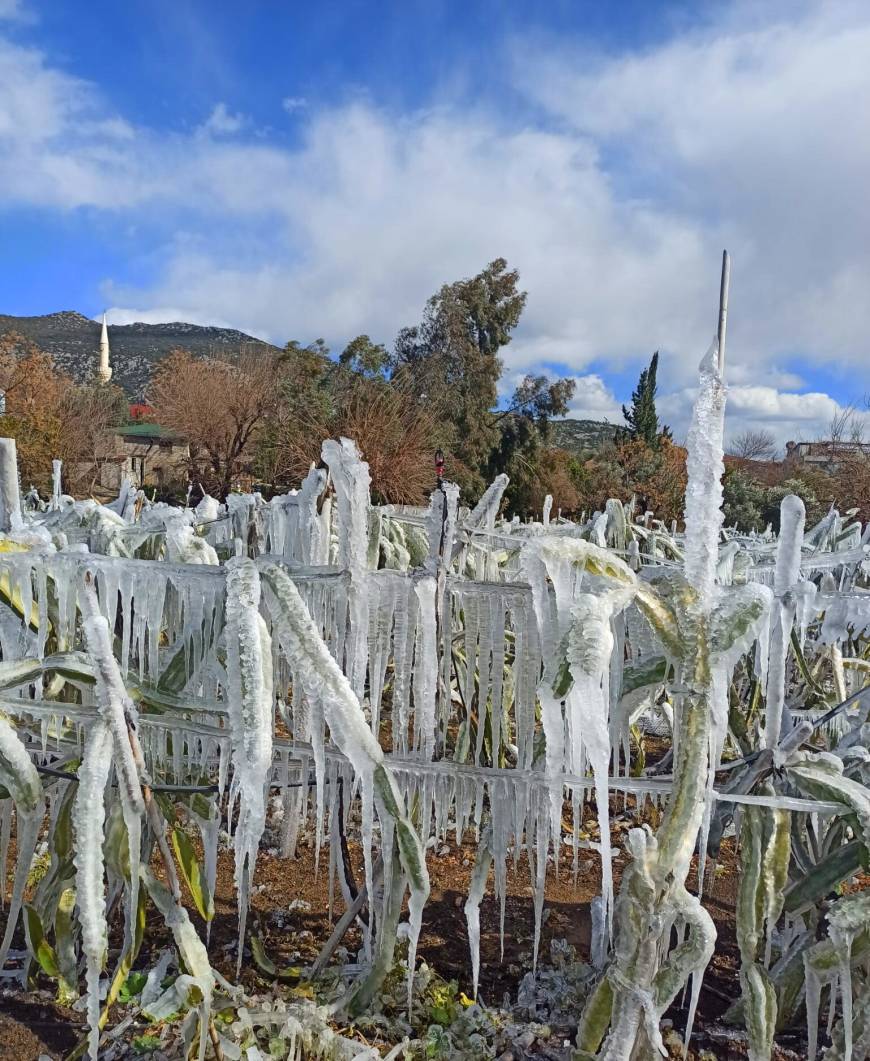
[0,311,280,398]
[550,418,619,455]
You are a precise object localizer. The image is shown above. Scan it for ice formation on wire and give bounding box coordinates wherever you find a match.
[224,557,275,971]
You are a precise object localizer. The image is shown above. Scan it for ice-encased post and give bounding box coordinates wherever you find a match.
[322,438,371,699]
[764,494,805,748]
[51,459,63,511]
[577,256,729,1059]
[0,437,23,533]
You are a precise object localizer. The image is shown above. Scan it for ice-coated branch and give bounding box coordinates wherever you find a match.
[224,557,274,973]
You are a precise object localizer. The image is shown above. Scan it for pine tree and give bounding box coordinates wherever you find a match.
[622,351,671,447]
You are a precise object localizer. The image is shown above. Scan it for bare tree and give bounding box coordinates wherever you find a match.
[727,428,778,461]
[261,378,441,505]
[822,403,866,451]
[150,348,280,497]
[0,331,127,493]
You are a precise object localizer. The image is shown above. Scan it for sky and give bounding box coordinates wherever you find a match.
[1,0,869,447]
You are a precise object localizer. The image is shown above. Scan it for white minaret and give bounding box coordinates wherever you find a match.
[98,311,112,383]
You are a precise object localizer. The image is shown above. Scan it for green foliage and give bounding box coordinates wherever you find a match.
[393,257,529,496]
[131,1033,162,1054]
[621,351,670,447]
[171,827,214,923]
[339,334,389,379]
[119,971,148,1002]
[722,470,766,530]
[723,470,824,532]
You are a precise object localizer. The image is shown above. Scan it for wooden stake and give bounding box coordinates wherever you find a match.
[717,249,730,375]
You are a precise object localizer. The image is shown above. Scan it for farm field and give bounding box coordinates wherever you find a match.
[1,284,869,1061]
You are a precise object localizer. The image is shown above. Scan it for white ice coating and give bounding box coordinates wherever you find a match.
[466,473,509,531]
[73,722,113,1061]
[51,460,63,511]
[143,868,214,1061]
[521,538,637,946]
[258,559,429,999]
[542,495,553,527]
[463,827,493,999]
[0,437,23,533]
[224,558,274,971]
[80,585,146,950]
[322,438,371,698]
[0,714,43,970]
[194,494,221,523]
[683,340,725,615]
[765,495,806,748]
[679,341,729,902]
[412,576,438,759]
[425,482,460,574]
[6,422,870,1054]
[565,586,634,935]
[298,466,329,565]
[165,518,220,565]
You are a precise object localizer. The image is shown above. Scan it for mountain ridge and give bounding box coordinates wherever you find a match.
[0,310,280,398]
[550,417,619,455]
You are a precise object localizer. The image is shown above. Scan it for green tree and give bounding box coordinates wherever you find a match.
[339,335,389,380]
[622,351,670,447]
[393,258,527,494]
[722,469,766,531]
[487,374,576,511]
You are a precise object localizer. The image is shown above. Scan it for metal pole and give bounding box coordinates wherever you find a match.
[717,249,730,375]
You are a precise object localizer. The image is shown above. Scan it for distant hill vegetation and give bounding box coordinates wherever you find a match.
[550,417,620,455]
[0,311,279,398]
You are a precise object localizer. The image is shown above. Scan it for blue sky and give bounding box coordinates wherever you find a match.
[2,0,869,445]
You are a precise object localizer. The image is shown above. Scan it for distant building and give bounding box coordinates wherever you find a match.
[75,323,189,491]
[97,312,112,384]
[97,421,189,491]
[783,439,870,472]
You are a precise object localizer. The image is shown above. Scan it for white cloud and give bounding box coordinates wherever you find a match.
[1,2,868,425]
[198,102,246,137]
[282,96,307,113]
[517,1,870,374]
[565,375,625,423]
[102,305,241,330]
[0,0,30,22]
[658,383,870,450]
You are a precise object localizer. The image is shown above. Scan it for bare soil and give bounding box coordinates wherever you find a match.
[0,787,755,1060]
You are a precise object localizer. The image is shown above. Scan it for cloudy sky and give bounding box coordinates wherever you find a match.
[1,0,869,447]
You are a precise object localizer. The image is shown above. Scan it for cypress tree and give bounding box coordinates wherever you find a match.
[622,351,670,447]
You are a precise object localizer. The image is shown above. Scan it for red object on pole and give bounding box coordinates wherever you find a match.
[434,448,445,483]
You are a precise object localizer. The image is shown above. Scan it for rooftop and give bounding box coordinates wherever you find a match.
[115,421,183,442]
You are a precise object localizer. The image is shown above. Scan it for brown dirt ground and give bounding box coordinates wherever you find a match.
[1,786,749,1060]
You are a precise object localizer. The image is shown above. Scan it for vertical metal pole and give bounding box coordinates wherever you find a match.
[717,249,730,376]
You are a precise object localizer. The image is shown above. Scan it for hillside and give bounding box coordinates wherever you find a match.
[550,417,619,455]
[0,311,280,398]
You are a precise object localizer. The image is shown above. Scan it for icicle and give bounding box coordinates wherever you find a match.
[683,340,725,612]
[0,715,44,970]
[51,459,63,511]
[463,827,493,999]
[73,723,113,1061]
[322,438,371,699]
[764,495,805,748]
[259,560,429,1005]
[412,577,437,759]
[224,558,274,972]
[0,438,23,533]
[80,583,146,951]
[542,494,553,527]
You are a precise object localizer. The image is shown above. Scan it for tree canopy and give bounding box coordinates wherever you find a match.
[622,351,670,447]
